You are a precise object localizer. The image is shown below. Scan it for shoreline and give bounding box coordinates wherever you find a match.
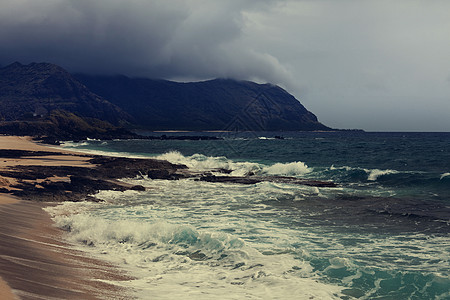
[0,200,132,299]
[0,136,134,299]
[0,135,338,299]
[0,277,17,300]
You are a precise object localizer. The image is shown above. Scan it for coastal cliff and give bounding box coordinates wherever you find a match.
[0,62,332,139]
[75,75,331,131]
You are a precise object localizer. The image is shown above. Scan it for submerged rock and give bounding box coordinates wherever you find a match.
[198,174,337,187]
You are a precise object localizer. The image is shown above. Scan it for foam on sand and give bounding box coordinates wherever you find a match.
[0,136,132,299]
[45,198,344,300]
[0,201,132,299]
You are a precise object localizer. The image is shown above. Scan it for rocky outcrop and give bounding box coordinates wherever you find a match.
[0,150,337,202]
[0,151,186,202]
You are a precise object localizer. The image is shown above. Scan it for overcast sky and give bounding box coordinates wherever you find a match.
[1,0,449,131]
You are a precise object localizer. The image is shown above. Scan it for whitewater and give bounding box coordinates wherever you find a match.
[46,131,450,299]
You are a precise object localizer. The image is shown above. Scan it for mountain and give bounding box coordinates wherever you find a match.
[0,61,331,136]
[0,62,130,125]
[75,75,331,131]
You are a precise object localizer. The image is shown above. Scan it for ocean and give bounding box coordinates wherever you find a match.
[45,131,450,299]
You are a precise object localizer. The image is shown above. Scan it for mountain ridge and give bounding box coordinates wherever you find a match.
[0,62,130,125]
[75,74,331,131]
[0,62,332,137]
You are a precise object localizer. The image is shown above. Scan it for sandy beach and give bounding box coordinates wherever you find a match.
[0,136,132,299]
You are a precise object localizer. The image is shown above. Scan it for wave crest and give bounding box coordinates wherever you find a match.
[366,169,399,181]
[263,162,312,176]
[47,204,248,262]
[440,172,450,180]
[327,165,400,181]
[155,151,311,177]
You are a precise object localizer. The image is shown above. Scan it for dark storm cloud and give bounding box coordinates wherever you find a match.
[1,0,450,131]
[1,0,190,74]
[0,0,289,84]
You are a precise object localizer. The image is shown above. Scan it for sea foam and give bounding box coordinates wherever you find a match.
[45,197,343,299]
[328,165,400,181]
[44,174,450,299]
[59,141,149,159]
[366,169,399,181]
[263,161,312,176]
[155,151,312,177]
[440,172,450,180]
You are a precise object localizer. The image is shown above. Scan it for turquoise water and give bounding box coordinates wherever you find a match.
[47,132,450,299]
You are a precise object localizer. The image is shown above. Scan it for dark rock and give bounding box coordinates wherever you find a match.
[0,150,189,202]
[153,135,222,140]
[198,174,336,187]
[198,175,261,185]
[0,145,335,203]
[147,169,173,179]
[188,251,208,261]
[213,168,233,174]
[130,185,146,191]
[90,156,187,179]
[69,176,127,193]
[146,168,188,180]
[262,175,337,187]
[37,136,61,145]
[0,149,69,158]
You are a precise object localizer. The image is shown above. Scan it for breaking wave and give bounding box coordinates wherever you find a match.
[441,172,450,180]
[327,165,404,182]
[45,201,343,299]
[155,151,312,177]
[366,168,400,181]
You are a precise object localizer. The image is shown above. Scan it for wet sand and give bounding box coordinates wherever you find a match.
[0,136,133,299]
[0,276,17,300]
